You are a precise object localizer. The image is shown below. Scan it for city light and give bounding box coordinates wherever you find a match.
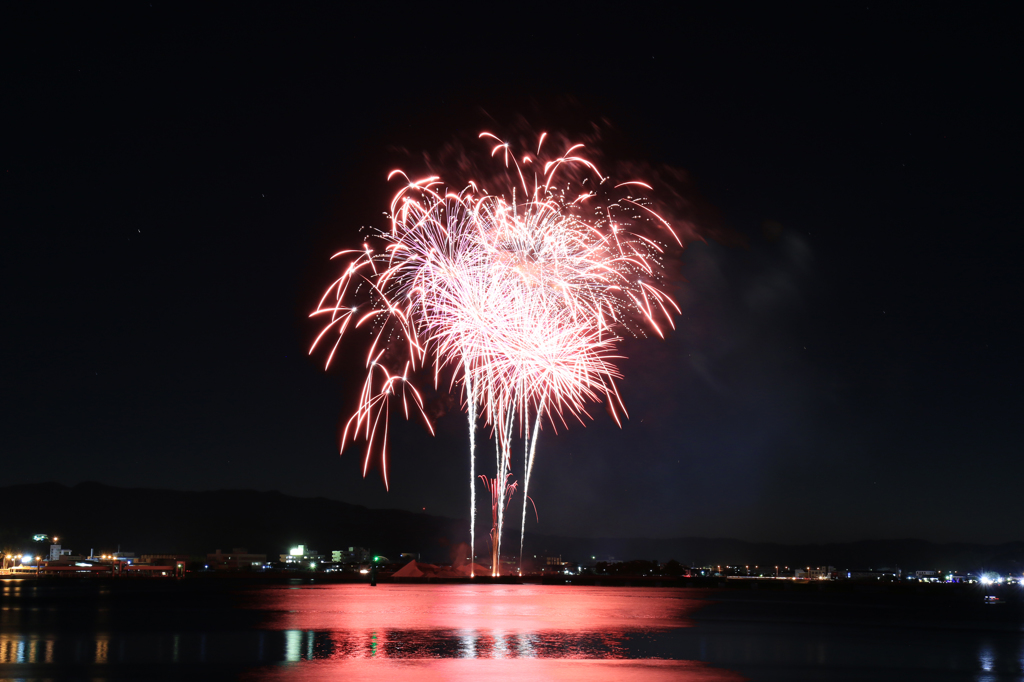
[980,572,1001,586]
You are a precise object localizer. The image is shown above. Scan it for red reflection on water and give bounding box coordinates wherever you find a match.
[238,585,746,678]
[248,585,708,633]
[244,658,746,682]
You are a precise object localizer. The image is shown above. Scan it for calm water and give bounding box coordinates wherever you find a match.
[1,578,1022,680]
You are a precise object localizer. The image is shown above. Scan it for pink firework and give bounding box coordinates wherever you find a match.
[311,130,680,575]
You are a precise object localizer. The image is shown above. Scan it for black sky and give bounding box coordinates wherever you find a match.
[3,4,1022,544]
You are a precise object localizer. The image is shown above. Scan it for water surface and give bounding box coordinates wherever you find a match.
[2,578,1023,680]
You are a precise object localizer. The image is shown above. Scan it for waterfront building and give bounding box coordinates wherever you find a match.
[207,548,267,571]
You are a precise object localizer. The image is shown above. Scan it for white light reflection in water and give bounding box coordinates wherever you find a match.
[516,631,537,658]
[458,628,476,659]
[285,630,301,662]
[284,630,320,661]
[491,630,509,659]
[978,641,994,672]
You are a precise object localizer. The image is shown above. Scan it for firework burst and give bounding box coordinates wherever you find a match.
[311,130,680,575]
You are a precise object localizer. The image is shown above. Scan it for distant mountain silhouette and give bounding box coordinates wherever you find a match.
[0,482,463,563]
[2,482,1021,572]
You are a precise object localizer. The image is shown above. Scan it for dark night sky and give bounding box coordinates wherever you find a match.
[4,4,1022,544]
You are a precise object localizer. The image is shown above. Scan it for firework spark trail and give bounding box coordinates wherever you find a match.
[519,400,544,564]
[479,473,518,577]
[466,369,476,576]
[311,131,681,575]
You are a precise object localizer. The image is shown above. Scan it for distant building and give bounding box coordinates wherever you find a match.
[140,554,192,566]
[48,544,72,561]
[331,547,370,564]
[945,573,974,584]
[280,545,324,565]
[539,556,571,575]
[794,566,834,580]
[207,548,267,571]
